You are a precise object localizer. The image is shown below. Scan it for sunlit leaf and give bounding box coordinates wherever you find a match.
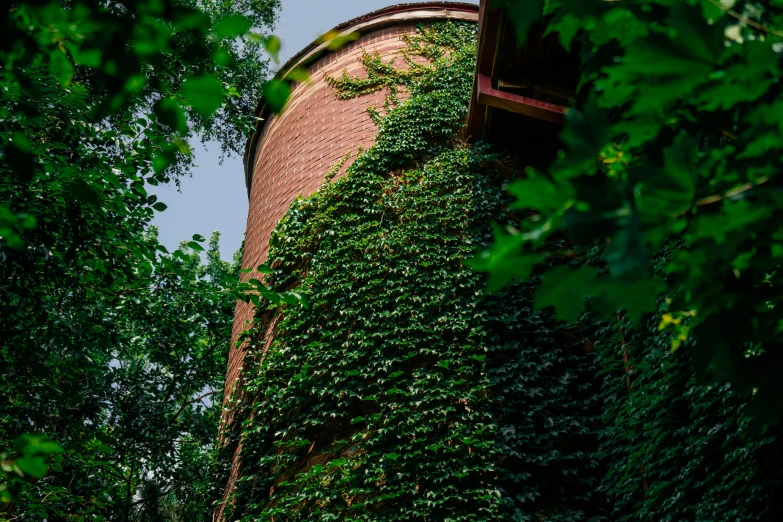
[262,79,291,113]
[182,75,225,118]
[214,14,253,39]
[261,35,282,62]
[317,30,360,51]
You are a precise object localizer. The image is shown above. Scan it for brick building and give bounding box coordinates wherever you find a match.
[225,1,478,400]
[217,4,479,516]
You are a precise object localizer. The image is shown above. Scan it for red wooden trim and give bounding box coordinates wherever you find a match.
[475,0,500,77]
[476,73,567,125]
[465,0,495,142]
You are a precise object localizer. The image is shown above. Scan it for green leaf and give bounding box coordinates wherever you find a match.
[492,0,545,44]
[634,133,697,222]
[555,101,610,178]
[153,98,187,134]
[133,19,172,55]
[182,75,225,118]
[261,35,282,62]
[317,30,360,51]
[50,48,75,86]
[67,180,100,205]
[605,213,648,278]
[250,284,281,306]
[152,153,175,174]
[508,170,574,213]
[175,7,209,30]
[192,234,206,242]
[124,74,147,94]
[612,3,722,114]
[535,266,597,323]
[16,456,48,479]
[282,66,310,84]
[279,291,304,306]
[693,42,777,111]
[546,13,581,49]
[465,224,543,292]
[71,47,102,68]
[256,264,274,274]
[18,435,63,455]
[214,15,253,39]
[536,266,663,324]
[152,202,168,212]
[213,47,233,66]
[10,132,32,152]
[689,201,771,244]
[262,79,291,113]
[187,241,205,251]
[591,277,664,324]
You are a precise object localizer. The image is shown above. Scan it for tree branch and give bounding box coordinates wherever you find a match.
[169,389,222,425]
[705,0,783,38]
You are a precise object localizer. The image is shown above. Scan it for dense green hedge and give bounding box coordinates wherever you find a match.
[217,21,782,521]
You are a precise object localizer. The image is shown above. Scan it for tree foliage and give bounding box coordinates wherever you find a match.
[475,0,783,424]
[1,0,279,517]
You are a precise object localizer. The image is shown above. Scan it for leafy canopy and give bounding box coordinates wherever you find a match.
[473,0,783,424]
[1,0,281,517]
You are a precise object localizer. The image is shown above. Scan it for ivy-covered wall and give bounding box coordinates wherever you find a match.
[595,254,783,521]
[217,21,783,521]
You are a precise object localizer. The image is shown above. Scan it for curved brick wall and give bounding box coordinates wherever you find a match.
[225,4,479,401]
[227,27,412,393]
[217,5,478,517]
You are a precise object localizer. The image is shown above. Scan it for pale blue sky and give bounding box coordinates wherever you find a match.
[152,0,478,260]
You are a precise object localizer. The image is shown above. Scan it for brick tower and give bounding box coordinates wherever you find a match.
[218,3,479,516]
[226,2,478,396]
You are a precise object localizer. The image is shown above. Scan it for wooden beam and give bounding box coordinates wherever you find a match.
[465,0,496,141]
[476,73,567,125]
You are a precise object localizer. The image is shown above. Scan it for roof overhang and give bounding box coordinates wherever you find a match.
[465,1,580,161]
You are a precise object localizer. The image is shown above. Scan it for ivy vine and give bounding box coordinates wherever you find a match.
[216,20,783,522]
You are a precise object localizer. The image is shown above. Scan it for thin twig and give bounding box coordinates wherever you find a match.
[706,0,783,38]
[692,177,769,209]
[169,389,222,425]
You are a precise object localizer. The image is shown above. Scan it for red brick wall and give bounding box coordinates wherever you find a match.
[215,8,479,515]
[224,25,421,402]
[214,27,426,518]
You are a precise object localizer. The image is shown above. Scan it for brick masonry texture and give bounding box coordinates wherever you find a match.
[214,9,479,515]
[224,25,421,402]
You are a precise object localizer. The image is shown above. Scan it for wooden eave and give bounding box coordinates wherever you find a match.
[465,0,577,144]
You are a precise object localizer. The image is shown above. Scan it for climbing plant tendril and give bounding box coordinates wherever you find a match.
[216,19,783,522]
